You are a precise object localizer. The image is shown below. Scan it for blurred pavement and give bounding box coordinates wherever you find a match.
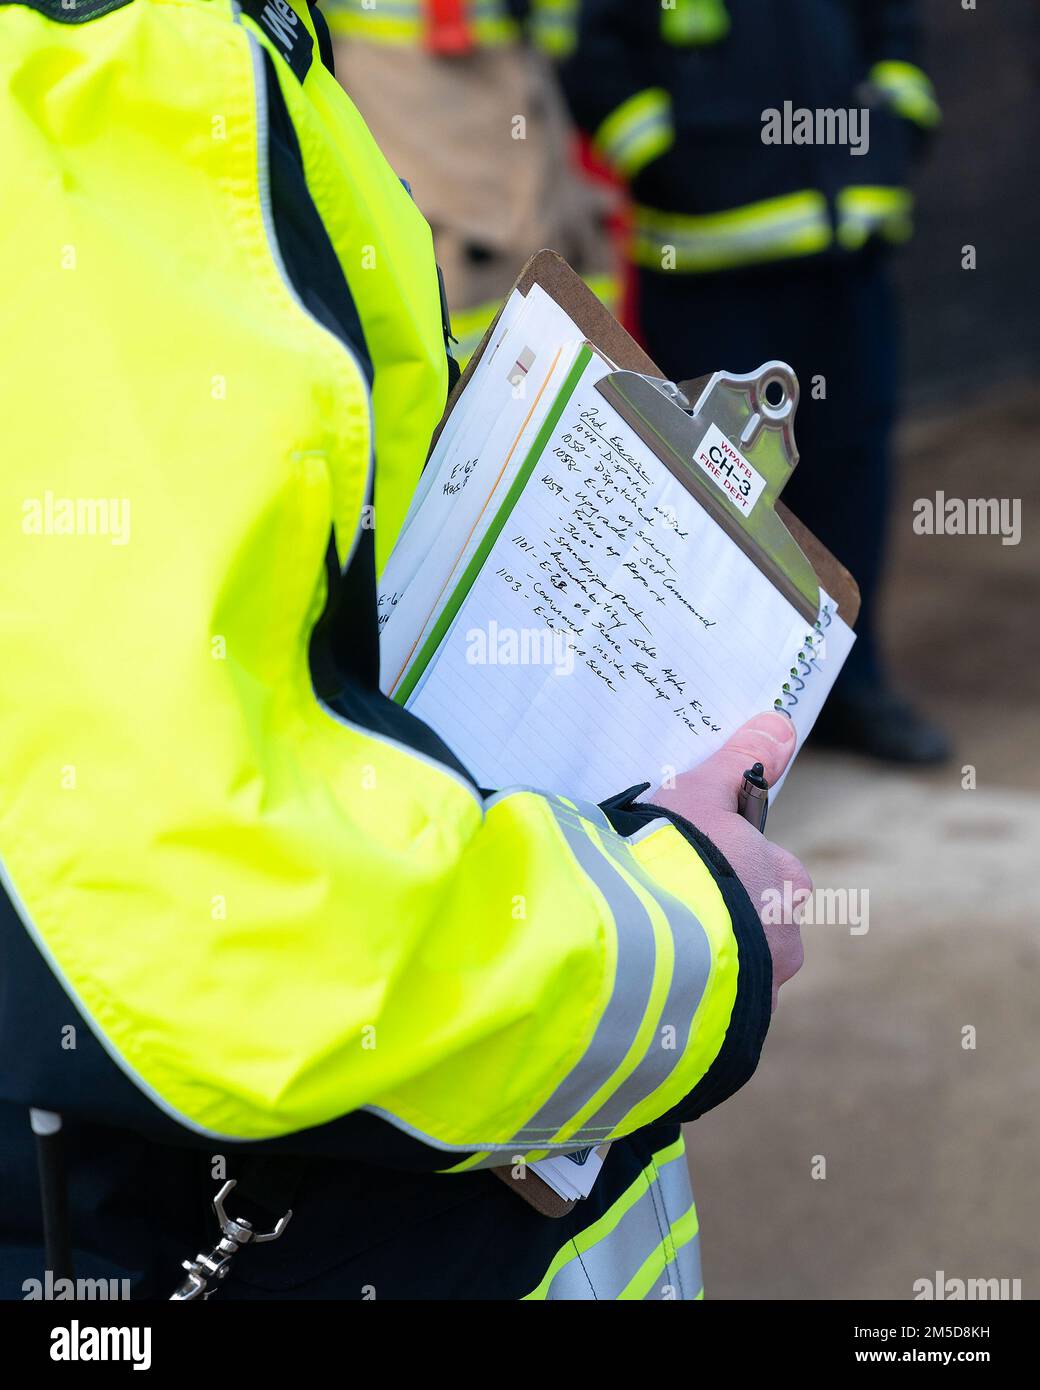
[686,377,1040,1299]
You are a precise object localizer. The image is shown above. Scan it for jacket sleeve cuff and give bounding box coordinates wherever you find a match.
[593,87,675,179]
[600,784,772,1123]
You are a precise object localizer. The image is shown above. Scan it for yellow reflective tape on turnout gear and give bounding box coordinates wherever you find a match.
[523,1133,704,1299]
[594,87,675,180]
[837,185,914,251]
[529,0,578,58]
[324,0,520,47]
[661,0,730,47]
[633,190,831,273]
[868,59,940,130]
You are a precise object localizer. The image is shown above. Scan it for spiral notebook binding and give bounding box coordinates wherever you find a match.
[774,598,833,711]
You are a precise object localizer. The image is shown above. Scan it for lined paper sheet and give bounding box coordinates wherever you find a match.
[406,356,817,802]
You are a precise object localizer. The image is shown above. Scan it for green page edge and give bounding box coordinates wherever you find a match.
[393,344,594,706]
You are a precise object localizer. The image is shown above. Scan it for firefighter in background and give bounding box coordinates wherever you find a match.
[562,0,949,763]
[324,0,614,360]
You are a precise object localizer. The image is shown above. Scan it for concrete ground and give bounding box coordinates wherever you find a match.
[686,379,1040,1300]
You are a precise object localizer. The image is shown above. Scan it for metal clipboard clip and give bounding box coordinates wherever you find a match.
[595,360,821,623]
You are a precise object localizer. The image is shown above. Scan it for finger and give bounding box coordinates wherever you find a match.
[688,710,797,812]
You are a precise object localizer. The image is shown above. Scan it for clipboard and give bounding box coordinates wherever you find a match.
[436,251,859,1217]
[438,249,860,627]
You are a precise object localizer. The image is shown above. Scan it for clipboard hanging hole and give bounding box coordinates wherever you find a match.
[755,366,798,424]
[731,361,800,464]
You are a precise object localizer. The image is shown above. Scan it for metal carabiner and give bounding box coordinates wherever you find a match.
[170,1179,292,1301]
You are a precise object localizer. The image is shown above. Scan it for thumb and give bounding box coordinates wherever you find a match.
[690,711,797,811]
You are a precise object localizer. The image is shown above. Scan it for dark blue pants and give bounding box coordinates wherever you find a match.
[637,249,900,688]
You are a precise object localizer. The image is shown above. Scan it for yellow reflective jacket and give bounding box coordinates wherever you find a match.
[0,0,769,1299]
[561,0,938,273]
[325,0,579,59]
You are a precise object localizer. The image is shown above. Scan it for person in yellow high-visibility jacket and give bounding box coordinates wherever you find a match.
[0,0,808,1300]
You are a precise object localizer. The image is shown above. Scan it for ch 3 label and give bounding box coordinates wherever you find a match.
[691,423,766,516]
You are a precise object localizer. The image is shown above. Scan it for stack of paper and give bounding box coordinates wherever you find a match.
[529,1146,607,1203]
[379,285,854,805]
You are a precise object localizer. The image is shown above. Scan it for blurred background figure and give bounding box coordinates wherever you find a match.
[324,0,617,360]
[561,0,950,763]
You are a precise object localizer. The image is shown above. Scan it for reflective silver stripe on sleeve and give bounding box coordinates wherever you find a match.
[490,792,717,1146]
[543,1146,698,1301]
[483,786,612,833]
[643,1228,702,1300]
[575,822,714,1134]
[511,795,657,1143]
[548,1186,662,1300]
[551,792,613,834]
[647,1152,703,1300]
[624,816,672,847]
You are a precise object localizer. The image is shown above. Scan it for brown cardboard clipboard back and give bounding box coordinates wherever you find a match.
[440,251,859,1218]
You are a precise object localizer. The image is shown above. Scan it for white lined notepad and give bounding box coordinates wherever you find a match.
[380,300,854,807]
[405,351,828,801]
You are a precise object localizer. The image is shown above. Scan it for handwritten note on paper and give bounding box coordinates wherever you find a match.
[406,359,814,803]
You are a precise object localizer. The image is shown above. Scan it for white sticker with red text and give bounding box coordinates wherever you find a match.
[692,423,766,515]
